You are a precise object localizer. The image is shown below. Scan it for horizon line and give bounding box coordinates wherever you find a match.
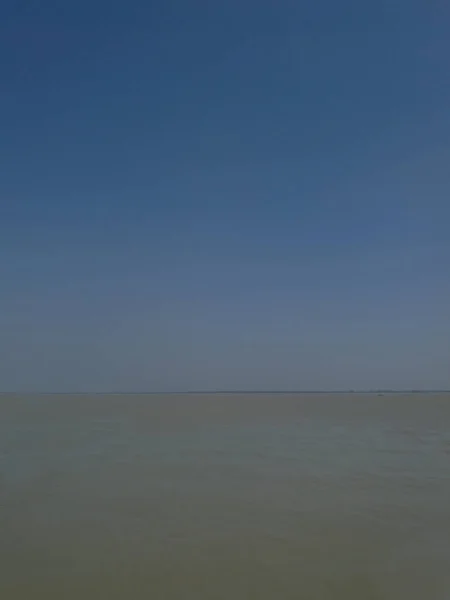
[1,389,449,395]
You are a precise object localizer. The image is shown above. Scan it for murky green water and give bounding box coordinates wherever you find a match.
[1,393,449,598]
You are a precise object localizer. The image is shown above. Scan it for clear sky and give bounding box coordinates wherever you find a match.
[1,1,449,392]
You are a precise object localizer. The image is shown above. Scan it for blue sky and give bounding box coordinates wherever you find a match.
[1,1,449,391]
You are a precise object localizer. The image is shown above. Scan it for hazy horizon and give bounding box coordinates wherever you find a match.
[2,389,449,396]
[1,1,449,392]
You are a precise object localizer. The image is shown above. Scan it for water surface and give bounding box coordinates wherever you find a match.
[1,393,449,598]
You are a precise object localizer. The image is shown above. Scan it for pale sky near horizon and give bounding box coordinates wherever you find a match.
[1,1,449,392]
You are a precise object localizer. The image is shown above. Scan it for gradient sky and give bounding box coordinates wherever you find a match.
[1,1,449,392]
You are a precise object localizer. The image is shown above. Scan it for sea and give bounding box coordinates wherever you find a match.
[1,392,449,599]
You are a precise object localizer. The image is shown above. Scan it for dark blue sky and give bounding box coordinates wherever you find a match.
[1,1,449,391]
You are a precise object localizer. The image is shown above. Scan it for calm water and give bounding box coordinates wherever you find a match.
[1,393,449,599]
